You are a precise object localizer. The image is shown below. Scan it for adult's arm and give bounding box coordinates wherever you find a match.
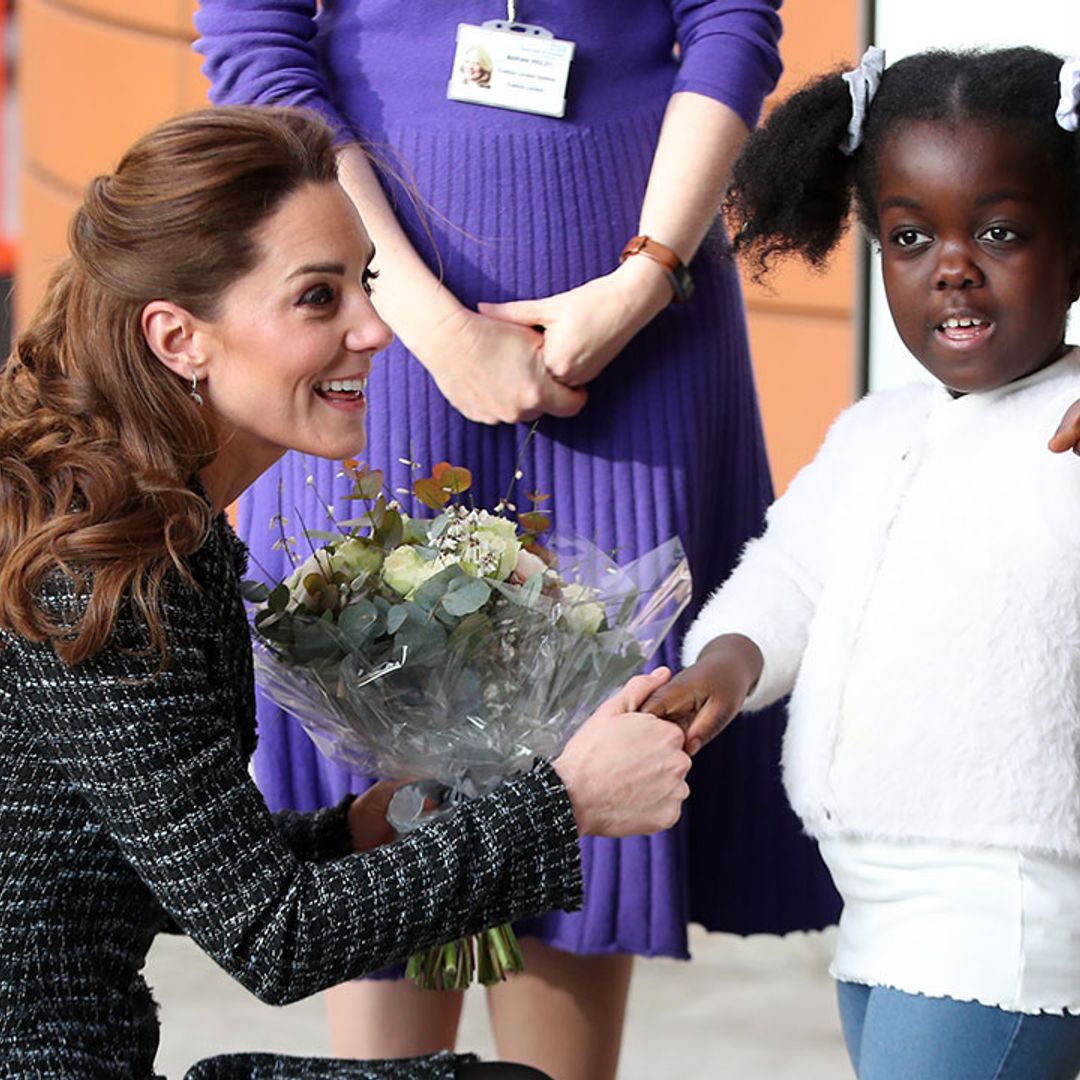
[193,2,585,425]
[479,0,783,387]
[15,579,582,1007]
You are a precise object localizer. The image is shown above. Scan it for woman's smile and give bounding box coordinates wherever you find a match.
[314,373,370,409]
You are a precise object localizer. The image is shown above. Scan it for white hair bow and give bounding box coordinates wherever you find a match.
[1057,57,1080,133]
[840,46,886,156]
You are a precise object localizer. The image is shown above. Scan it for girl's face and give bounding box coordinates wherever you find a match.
[876,121,1080,394]
[196,181,391,484]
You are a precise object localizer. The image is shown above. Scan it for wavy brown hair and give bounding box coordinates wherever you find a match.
[0,106,339,665]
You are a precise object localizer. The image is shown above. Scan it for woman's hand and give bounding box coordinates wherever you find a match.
[408,304,588,425]
[1049,396,1080,454]
[552,667,691,838]
[641,635,763,756]
[477,256,672,389]
[346,781,405,853]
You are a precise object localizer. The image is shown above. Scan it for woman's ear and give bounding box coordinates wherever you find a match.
[141,300,206,378]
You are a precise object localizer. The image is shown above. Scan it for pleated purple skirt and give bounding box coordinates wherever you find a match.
[240,106,840,960]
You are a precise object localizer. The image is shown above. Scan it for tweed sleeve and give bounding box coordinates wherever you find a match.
[272,800,355,863]
[670,0,783,129]
[15,582,582,1007]
[194,1,353,140]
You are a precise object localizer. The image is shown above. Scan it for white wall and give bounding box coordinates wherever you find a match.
[867,0,1080,390]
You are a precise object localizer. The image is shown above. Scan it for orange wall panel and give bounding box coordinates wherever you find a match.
[739,0,862,491]
[749,311,857,492]
[51,0,197,37]
[16,166,79,329]
[22,0,205,191]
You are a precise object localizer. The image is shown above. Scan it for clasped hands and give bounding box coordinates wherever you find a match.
[346,638,763,855]
[420,255,672,426]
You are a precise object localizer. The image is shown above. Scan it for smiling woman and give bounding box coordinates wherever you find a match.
[142,179,391,511]
[0,105,692,1079]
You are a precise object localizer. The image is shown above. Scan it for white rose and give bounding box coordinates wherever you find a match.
[513,547,548,582]
[560,583,605,635]
[382,545,442,598]
[328,537,383,581]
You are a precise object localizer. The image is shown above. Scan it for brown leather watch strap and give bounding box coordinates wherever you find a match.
[619,234,694,303]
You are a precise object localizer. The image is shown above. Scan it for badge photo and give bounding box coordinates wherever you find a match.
[447,22,575,119]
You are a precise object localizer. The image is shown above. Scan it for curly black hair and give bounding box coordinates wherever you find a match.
[727,47,1080,281]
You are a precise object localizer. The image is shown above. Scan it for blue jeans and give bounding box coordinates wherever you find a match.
[837,981,1080,1079]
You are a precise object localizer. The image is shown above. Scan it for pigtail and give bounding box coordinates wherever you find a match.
[726,70,858,282]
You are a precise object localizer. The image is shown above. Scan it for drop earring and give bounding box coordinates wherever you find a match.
[190,370,204,407]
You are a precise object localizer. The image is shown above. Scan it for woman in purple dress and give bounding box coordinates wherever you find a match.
[195,4,840,1076]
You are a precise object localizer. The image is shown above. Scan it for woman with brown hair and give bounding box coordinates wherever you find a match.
[0,104,691,1079]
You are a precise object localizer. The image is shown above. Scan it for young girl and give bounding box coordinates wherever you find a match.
[645,46,1080,1079]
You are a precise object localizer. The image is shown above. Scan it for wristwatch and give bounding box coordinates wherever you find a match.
[619,235,694,304]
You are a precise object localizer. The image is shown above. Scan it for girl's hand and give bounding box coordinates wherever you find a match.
[477,256,672,389]
[346,781,405,852]
[641,635,763,756]
[409,305,587,425]
[1049,396,1080,454]
[552,668,691,838]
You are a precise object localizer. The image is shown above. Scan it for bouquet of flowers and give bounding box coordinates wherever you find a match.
[244,458,691,989]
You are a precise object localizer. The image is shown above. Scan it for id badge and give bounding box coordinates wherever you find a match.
[447,21,575,119]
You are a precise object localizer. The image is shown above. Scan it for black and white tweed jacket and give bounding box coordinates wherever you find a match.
[0,513,582,1079]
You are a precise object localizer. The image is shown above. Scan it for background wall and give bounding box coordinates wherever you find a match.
[867,0,1080,391]
[17,0,204,329]
[16,0,861,492]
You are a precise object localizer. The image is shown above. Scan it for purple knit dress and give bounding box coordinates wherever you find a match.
[195,0,840,958]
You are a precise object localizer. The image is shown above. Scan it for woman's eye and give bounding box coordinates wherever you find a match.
[981,225,1018,243]
[362,268,380,297]
[298,284,336,307]
[893,228,930,248]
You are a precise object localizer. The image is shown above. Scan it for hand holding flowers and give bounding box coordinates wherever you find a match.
[246,456,692,988]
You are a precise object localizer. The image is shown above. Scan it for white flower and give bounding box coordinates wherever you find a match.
[513,548,548,582]
[382,545,443,597]
[560,583,605,635]
[328,537,384,581]
[434,509,521,582]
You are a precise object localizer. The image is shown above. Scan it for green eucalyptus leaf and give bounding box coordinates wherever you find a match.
[403,517,430,544]
[518,573,544,608]
[615,589,639,628]
[386,605,409,634]
[441,577,491,617]
[448,611,493,655]
[394,618,447,657]
[338,599,379,648]
[412,564,465,612]
[241,580,271,604]
[267,583,290,613]
[374,508,404,549]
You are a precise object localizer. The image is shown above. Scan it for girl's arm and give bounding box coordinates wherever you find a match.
[193,2,585,425]
[646,394,873,753]
[478,0,784,387]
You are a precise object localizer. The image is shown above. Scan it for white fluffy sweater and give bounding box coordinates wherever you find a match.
[683,350,1080,857]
